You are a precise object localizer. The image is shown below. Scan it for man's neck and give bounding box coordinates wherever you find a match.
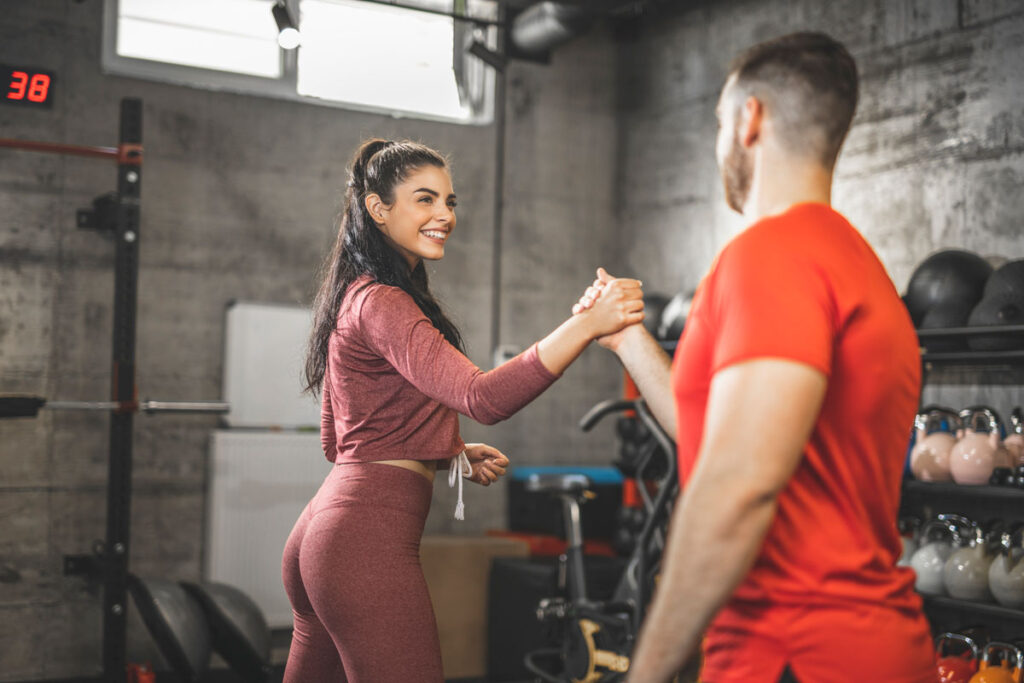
[743,147,834,221]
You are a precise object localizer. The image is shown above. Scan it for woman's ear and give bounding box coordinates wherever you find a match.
[364,193,388,226]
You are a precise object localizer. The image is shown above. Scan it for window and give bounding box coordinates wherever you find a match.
[102,0,496,123]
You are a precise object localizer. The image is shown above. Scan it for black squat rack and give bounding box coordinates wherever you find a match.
[0,98,228,682]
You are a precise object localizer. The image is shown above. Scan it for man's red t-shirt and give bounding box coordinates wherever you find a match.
[670,203,935,682]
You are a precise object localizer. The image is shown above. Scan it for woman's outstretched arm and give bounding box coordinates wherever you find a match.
[355,276,644,425]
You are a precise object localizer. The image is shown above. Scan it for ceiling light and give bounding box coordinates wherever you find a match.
[272,2,301,50]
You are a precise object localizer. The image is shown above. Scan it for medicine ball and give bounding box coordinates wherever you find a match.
[967,293,1024,351]
[919,299,977,351]
[984,260,1024,299]
[904,250,993,327]
[642,294,671,339]
[657,291,694,342]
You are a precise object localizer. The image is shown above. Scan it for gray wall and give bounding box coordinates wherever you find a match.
[615,0,1024,412]
[0,2,621,679]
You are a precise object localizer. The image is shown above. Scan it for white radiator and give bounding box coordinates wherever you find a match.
[205,430,332,627]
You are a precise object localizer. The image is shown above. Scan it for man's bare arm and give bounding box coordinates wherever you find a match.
[625,358,827,682]
[608,324,676,438]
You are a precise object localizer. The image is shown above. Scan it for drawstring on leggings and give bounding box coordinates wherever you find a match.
[449,451,472,520]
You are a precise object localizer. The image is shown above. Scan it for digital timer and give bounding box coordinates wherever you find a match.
[1,64,55,108]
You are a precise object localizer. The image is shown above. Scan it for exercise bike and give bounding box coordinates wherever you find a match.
[523,398,678,683]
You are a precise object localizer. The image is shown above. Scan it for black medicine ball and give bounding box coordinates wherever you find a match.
[920,299,977,352]
[904,250,993,327]
[967,293,1024,351]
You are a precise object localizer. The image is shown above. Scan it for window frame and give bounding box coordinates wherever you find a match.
[100,0,494,125]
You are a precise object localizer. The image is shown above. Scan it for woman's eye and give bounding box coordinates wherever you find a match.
[448,201,458,209]
[419,196,433,203]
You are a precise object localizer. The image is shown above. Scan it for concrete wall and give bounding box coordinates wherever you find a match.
[0,2,622,678]
[615,0,1024,416]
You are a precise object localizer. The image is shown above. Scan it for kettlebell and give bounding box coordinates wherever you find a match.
[899,517,922,567]
[990,526,1024,609]
[1005,408,1024,467]
[912,517,962,596]
[969,642,1022,683]
[911,406,962,481]
[944,516,995,602]
[951,406,1013,486]
[937,632,981,683]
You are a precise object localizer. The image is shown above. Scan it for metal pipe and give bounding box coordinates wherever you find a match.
[347,0,503,26]
[0,138,119,160]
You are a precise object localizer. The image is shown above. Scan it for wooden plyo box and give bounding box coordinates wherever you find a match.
[420,535,530,679]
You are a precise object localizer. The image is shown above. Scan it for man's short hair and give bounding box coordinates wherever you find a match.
[728,32,858,167]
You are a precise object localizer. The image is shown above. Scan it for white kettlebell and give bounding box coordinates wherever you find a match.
[943,516,995,602]
[910,406,961,482]
[911,517,962,596]
[989,526,1024,609]
[898,517,921,567]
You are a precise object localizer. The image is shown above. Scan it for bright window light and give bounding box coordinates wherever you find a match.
[297,0,467,119]
[116,0,282,78]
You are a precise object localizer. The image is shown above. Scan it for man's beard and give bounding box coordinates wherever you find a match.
[721,125,753,213]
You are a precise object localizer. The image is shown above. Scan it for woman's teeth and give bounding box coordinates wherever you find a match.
[423,231,446,240]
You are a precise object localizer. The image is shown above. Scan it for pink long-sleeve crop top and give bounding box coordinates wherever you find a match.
[320,276,559,464]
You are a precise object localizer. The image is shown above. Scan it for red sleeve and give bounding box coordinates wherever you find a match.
[709,230,836,377]
[356,284,560,425]
[320,373,337,462]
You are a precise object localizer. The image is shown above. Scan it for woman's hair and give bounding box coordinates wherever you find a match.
[304,138,464,394]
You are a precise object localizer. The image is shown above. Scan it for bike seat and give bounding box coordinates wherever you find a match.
[525,472,592,495]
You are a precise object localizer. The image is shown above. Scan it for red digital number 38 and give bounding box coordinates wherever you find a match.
[7,71,50,102]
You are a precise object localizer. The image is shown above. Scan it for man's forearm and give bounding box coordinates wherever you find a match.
[615,325,677,437]
[627,481,779,682]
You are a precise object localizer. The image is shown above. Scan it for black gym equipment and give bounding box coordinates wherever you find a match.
[640,293,671,340]
[657,291,693,342]
[524,398,678,682]
[127,577,212,682]
[903,249,993,327]
[181,582,273,683]
[1,100,240,683]
[967,260,1024,351]
[919,299,978,351]
[968,295,1024,351]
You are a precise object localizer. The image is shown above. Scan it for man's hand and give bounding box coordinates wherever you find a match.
[572,267,640,351]
[463,443,509,486]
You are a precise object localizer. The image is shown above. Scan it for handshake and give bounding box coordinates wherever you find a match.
[570,267,647,349]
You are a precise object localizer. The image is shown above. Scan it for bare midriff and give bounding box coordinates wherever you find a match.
[371,459,438,482]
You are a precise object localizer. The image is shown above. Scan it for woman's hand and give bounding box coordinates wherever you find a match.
[572,268,647,351]
[573,268,644,340]
[463,443,510,486]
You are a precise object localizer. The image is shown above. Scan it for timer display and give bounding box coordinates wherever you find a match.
[1,64,55,108]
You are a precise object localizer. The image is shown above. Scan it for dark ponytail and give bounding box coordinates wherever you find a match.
[304,139,464,394]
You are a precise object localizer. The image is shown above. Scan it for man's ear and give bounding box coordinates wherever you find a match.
[364,193,388,225]
[740,95,763,148]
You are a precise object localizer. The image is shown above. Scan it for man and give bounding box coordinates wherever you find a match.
[576,33,935,682]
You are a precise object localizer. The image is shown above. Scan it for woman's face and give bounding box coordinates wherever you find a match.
[368,165,457,269]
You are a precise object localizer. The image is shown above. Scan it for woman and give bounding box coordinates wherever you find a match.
[281,138,643,682]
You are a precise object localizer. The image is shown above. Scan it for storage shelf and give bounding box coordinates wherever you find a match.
[917,324,1024,367]
[923,595,1024,623]
[902,480,1024,501]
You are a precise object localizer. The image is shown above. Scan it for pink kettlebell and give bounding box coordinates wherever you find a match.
[1005,408,1024,467]
[911,406,962,482]
[951,406,1013,486]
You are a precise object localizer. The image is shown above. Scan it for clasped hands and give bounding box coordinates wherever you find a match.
[572,267,646,349]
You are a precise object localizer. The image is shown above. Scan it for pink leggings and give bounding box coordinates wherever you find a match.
[281,462,442,682]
